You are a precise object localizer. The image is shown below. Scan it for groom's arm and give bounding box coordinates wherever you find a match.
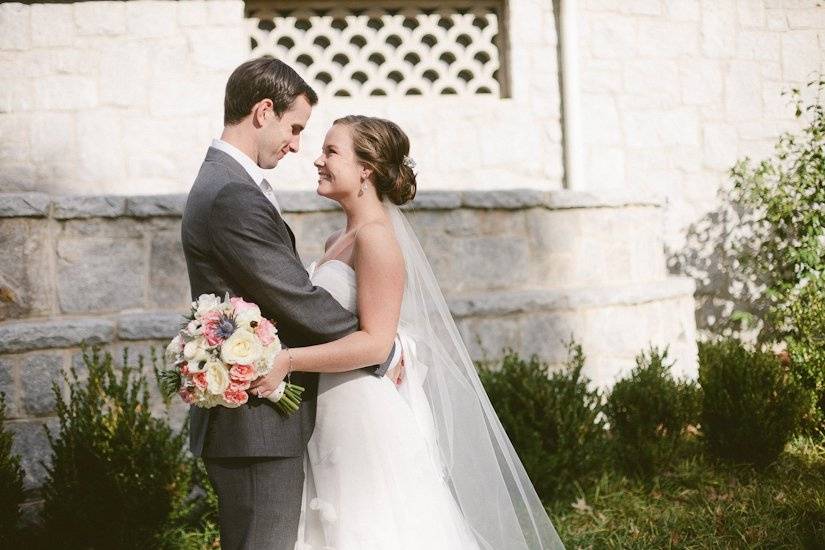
[207,182,393,374]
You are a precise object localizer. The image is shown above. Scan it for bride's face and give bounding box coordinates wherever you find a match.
[314,124,365,201]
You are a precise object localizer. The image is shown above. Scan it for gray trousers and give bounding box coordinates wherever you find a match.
[205,456,305,550]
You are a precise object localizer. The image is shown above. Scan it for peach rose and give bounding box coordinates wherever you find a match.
[192,371,208,390]
[230,364,256,382]
[223,389,248,406]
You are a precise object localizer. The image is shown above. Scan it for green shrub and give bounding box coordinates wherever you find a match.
[784,283,825,433]
[478,343,607,503]
[0,394,24,546]
[698,339,810,466]
[604,346,701,478]
[40,348,192,550]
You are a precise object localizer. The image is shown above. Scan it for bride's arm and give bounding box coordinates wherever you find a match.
[253,222,404,392]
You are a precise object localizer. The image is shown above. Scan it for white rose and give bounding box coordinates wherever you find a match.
[165,335,182,365]
[221,329,263,365]
[183,339,210,364]
[195,294,222,319]
[234,305,262,329]
[205,360,230,395]
[257,341,282,376]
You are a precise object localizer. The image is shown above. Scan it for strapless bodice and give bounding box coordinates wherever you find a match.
[308,260,358,314]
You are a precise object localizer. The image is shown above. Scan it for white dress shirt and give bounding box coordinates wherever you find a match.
[210,138,282,214]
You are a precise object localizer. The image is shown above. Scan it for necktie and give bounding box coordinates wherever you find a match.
[259,178,282,214]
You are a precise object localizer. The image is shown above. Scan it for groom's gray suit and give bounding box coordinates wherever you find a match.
[181,147,392,550]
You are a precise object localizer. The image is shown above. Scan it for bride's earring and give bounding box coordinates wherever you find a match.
[358,180,367,197]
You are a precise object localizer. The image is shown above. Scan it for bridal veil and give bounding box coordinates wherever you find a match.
[386,202,565,550]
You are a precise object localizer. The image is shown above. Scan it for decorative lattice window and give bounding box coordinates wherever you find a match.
[246,1,507,98]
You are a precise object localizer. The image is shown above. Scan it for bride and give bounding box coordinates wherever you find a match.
[250,115,564,550]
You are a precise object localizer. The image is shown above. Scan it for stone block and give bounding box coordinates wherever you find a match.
[74,1,126,35]
[637,20,699,57]
[125,194,187,217]
[0,357,19,417]
[149,230,190,308]
[737,0,766,28]
[701,0,737,58]
[623,59,680,107]
[582,94,621,146]
[30,112,75,163]
[702,123,739,170]
[76,109,125,184]
[0,193,51,218]
[186,26,246,71]
[585,146,625,189]
[665,0,700,21]
[680,59,723,105]
[455,316,521,362]
[581,59,624,94]
[0,218,52,320]
[766,9,788,31]
[125,1,178,38]
[461,189,548,210]
[590,15,638,59]
[117,311,185,340]
[53,196,126,219]
[9,419,57,490]
[207,0,245,25]
[0,318,115,353]
[33,75,97,110]
[149,75,218,117]
[0,3,30,50]
[31,3,76,47]
[737,30,780,61]
[56,236,145,313]
[0,78,33,113]
[98,41,150,107]
[781,31,820,82]
[178,0,208,27]
[21,352,63,416]
[620,0,663,15]
[786,7,825,29]
[520,311,583,363]
[624,108,699,148]
[725,62,763,120]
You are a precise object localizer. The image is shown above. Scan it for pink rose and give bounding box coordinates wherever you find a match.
[201,310,225,346]
[192,371,208,390]
[223,389,248,406]
[230,364,256,382]
[230,296,257,314]
[179,388,196,404]
[255,318,277,346]
[229,380,250,392]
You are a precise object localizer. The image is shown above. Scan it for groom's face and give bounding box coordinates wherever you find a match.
[257,94,313,169]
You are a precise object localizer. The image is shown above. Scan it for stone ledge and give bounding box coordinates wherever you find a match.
[0,189,665,219]
[0,193,50,218]
[125,194,188,217]
[0,318,115,353]
[117,311,186,340]
[449,277,696,317]
[53,195,126,219]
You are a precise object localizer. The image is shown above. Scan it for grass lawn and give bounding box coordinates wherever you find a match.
[550,437,825,549]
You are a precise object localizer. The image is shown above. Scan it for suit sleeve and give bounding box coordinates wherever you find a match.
[207,182,394,374]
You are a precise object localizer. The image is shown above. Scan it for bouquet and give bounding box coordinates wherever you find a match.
[158,294,305,415]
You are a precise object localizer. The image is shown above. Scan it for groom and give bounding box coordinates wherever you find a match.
[181,56,399,550]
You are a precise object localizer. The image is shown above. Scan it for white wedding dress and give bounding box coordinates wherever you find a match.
[295,259,481,550]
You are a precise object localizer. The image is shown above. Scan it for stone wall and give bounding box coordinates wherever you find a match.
[0,189,697,490]
[0,0,564,195]
[577,0,825,249]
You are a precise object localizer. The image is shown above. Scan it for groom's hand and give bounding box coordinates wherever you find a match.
[248,351,289,399]
[388,352,405,386]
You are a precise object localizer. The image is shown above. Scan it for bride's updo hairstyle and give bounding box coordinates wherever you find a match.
[333,115,417,205]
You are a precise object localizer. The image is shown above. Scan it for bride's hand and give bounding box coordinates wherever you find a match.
[248,350,289,399]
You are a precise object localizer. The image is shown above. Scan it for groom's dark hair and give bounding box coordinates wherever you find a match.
[224,56,318,126]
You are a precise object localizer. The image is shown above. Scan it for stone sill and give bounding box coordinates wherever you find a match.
[449,276,696,317]
[0,277,694,353]
[0,189,665,219]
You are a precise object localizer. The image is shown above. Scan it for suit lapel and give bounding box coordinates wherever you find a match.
[206,146,300,258]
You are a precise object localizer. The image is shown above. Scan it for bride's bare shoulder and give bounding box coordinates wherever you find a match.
[353,220,403,272]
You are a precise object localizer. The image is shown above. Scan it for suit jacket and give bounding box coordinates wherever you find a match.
[181,147,390,457]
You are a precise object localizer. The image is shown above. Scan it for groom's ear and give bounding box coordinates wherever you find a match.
[252,98,275,127]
